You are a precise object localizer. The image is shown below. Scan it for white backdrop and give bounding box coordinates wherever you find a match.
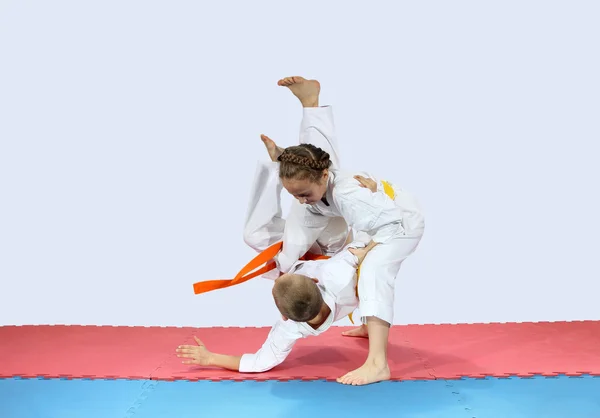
[1,0,599,327]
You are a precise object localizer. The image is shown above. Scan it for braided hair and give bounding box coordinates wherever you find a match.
[277,143,332,183]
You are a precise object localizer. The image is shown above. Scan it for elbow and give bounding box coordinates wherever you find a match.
[255,363,278,373]
[245,360,280,374]
[239,353,281,374]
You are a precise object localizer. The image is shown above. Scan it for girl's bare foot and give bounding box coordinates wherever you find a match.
[341,324,369,338]
[277,76,320,107]
[260,134,284,162]
[336,359,391,386]
[338,317,391,385]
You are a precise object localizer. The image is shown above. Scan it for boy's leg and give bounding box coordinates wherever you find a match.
[337,233,423,386]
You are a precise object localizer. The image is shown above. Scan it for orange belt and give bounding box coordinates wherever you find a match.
[192,241,329,295]
[191,242,360,324]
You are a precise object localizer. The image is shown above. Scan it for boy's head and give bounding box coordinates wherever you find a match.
[272,273,323,322]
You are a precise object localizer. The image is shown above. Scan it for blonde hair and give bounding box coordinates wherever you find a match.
[272,273,323,322]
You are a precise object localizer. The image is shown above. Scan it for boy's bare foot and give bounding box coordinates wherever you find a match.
[341,324,369,338]
[277,76,320,108]
[260,134,284,162]
[336,359,391,386]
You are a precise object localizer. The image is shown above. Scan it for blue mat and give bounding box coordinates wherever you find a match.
[449,375,600,418]
[0,377,155,418]
[1,375,599,418]
[132,379,465,418]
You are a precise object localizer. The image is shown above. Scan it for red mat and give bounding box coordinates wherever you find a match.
[0,321,598,381]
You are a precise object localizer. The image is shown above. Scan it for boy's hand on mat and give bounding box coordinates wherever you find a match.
[176,336,212,366]
[354,175,378,193]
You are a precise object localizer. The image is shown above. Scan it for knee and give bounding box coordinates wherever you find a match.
[243,228,261,251]
[316,217,350,255]
[357,262,398,292]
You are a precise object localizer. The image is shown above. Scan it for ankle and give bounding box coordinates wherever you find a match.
[365,355,388,368]
[301,99,319,108]
[274,146,284,160]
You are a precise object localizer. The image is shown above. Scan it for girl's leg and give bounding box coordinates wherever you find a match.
[243,161,286,253]
[337,234,422,385]
[278,75,342,170]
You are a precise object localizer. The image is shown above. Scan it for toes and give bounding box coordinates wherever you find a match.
[352,376,365,386]
[278,76,307,87]
[337,373,350,384]
[341,372,356,385]
[277,76,309,88]
[337,376,348,384]
[261,135,275,145]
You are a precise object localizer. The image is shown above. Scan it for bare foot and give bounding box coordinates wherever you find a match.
[336,360,391,386]
[341,324,369,338]
[277,76,320,107]
[260,134,284,162]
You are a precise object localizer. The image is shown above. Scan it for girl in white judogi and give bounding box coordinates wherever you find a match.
[245,98,351,264]
[268,76,426,386]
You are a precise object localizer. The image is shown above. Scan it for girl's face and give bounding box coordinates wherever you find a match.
[282,171,328,205]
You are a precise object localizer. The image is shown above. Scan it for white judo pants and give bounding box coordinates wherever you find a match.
[291,105,427,325]
[357,229,423,325]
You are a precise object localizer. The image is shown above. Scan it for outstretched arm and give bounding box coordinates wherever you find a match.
[176,320,302,373]
[176,336,242,371]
